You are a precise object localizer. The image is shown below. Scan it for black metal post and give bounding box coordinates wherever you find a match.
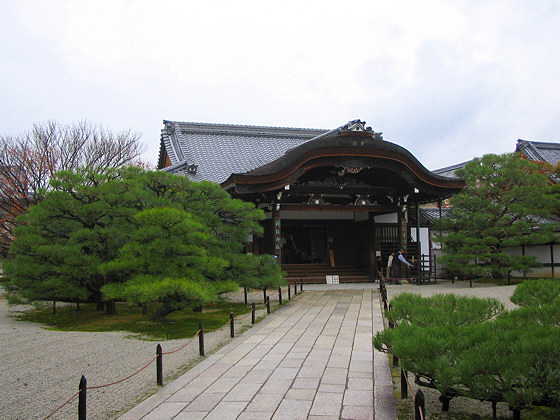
[401,369,408,399]
[78,375,87,420]
[156,344,163,386]
[414,389,425,420]
[251,302,255,324]
[199,321,205,356]
[278,287,282,305]
[288,284,291,300]
[266,296,270,314]
[294,282,298,296]
[230,312,234,338]
[263,288,267,305]
[300,281,303,292]
[244,287,247,305]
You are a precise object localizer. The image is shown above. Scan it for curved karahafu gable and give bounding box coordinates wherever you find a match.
[221,120,464,203]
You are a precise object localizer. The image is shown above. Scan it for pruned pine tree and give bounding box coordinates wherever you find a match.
[5,168,284,317]
[100,207,236,319]
[436,153,559,280]
[374,289,560,416]
[4,168,139,313]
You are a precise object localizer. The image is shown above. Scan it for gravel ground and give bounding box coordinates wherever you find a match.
[0,288,276,420]
[385,279,518,310]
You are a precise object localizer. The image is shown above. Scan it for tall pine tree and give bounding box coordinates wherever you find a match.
[436,153,559,279]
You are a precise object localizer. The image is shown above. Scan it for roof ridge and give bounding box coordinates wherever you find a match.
[163,120,327,136]
[518,139,560,147]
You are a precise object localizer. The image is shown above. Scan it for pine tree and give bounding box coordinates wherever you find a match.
[436,153,559,279]
[5,167,284,316]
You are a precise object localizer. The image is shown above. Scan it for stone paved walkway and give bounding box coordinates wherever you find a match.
[119,288,396,420]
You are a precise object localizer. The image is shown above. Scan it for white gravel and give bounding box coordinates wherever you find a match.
[0,289,274,420]
[384,279,518,310]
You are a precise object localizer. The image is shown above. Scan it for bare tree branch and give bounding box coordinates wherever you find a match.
[0,120,145,257]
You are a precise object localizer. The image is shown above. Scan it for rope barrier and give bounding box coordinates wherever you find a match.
[162,329,201,355]
[41,288,294,419]
[42,390,82,419]
[235,310,253,321]
[402,367,427,420]
[205,318,233,333]
[404,370,416,398]
[86,355,159,390]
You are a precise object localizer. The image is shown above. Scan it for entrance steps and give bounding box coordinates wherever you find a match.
[281,263,373,284]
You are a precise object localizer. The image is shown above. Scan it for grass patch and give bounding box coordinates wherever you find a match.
[14,300,252,340]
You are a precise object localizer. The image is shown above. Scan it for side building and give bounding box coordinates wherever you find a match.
[158,119,464,283]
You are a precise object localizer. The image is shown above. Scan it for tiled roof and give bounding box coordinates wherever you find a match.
[411,207,560,228]
[431,161,470,179]
[410,207,452,227]
[159,121,327,183]
[516,139,560,166]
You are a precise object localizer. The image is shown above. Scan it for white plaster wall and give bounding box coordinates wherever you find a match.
[410,227,430,255]
[374,213,398,223]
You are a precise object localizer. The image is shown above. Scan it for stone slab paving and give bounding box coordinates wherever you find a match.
[119,287,396,420]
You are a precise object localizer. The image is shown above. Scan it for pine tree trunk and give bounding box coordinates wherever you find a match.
[105,300,116,315]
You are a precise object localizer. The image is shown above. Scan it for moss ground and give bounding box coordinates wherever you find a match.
[14,299,252,340]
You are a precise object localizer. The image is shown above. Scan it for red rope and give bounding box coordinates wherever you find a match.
[86,355,158,390]
[205,318,232,332]
[41,293,283,419]
[235,311,252,321]
[162,329,201,355]
[404,371,416,398]
[42,390,81,419]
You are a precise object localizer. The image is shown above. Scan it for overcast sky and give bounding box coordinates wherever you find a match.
[1,1,559,171]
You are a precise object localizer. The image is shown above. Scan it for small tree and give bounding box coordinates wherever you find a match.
[436,153,559,279]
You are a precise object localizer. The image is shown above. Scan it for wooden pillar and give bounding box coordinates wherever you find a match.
[368,212,377,277]
[398,199,407,251]
[272,208,282,262]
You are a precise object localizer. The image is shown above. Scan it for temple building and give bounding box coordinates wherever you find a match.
[157,119,466,282]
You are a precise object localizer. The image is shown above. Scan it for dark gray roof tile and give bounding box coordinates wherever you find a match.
[516,139,560,166]
[160,121,327,183]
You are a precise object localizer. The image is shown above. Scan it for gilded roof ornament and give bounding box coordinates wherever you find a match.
[338,120,383,139]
